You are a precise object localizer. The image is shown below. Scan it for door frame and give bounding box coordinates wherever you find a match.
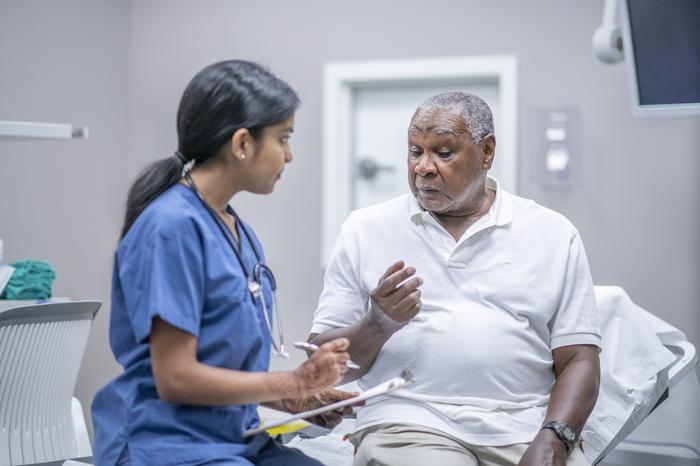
[322,56,518,266]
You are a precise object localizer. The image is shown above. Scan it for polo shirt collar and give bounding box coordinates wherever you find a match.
[409,176,513,227]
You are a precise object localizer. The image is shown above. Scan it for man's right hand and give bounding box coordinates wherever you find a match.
[307,262,422,383]
[369,260,423,333]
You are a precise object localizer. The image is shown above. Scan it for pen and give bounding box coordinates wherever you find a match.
[293,341,361,369]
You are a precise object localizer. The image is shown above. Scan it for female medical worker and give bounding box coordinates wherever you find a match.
[91,60,352,466]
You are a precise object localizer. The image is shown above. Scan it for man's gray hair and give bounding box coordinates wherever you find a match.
[415,92,494,143]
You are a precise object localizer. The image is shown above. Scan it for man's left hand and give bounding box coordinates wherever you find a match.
[518,429,569,466]
[281,388,363,430]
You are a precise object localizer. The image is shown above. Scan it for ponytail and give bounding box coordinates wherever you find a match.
[120,153,184,239]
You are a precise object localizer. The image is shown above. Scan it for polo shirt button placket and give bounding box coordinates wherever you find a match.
[446,256,467,269]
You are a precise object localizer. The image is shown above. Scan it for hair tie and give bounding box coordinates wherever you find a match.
[173,150,188,164]
[174,150,195,176]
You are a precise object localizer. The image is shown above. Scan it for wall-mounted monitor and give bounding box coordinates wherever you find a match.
[620,0,700,117]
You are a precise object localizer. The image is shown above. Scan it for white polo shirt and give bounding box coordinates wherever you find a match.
[311,177,601,446]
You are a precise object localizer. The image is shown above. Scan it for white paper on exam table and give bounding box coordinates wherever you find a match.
[244,370,414,437]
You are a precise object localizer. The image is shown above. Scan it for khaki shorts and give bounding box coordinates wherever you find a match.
[348,423,591,466]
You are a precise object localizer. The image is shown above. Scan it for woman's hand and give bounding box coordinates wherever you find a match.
[518,429,568,466]
[281,388,363,429]
[262,338,349,403]
[292,337,350,396]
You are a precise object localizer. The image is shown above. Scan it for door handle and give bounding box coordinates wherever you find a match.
[357,157,395,180]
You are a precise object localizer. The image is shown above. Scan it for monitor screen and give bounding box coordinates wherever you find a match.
[623,0,700,116]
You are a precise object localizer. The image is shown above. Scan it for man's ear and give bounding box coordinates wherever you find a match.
[482,134,496,169]
[229,128,253,161]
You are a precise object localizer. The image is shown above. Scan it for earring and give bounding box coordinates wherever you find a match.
[238,153,246,160]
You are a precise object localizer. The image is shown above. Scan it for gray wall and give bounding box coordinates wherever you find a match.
[125,0,700,370]
[1,0,698,436]
[0,0,128,433]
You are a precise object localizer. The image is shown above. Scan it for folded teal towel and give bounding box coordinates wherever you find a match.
[0,260,56,300]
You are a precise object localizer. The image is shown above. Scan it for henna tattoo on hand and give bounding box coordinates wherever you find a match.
[264,372,303,400]
[269,340,349,417]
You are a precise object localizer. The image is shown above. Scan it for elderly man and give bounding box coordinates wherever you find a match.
[309,92,601,466]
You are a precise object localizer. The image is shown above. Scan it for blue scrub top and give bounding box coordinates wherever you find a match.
[92,183,275,466]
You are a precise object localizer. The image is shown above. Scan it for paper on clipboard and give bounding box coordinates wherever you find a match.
[244,369,414,437]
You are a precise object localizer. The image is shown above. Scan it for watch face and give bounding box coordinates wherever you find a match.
[560,424,575,442]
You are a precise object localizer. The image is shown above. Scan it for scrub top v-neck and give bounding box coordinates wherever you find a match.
[92,183,275,466]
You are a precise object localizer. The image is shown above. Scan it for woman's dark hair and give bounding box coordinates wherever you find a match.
[120,60,300,239]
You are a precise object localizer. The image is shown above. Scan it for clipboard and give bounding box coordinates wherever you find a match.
[244,369,414,437]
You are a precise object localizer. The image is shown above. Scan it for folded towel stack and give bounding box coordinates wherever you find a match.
[0,260,56,300]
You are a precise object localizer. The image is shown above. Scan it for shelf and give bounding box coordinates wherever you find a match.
[0,120,89,140]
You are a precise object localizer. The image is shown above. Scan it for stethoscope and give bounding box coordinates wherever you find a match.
[184,173,289,358]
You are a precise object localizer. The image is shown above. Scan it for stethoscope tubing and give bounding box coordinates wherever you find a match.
[183,174,287,357]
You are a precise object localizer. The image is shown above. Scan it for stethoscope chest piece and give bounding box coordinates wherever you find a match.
[248,280,263,299]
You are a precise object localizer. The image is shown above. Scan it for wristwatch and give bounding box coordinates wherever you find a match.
[541,420,576,451]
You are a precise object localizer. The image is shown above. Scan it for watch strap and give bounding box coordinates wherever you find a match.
[541,420,576,451]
